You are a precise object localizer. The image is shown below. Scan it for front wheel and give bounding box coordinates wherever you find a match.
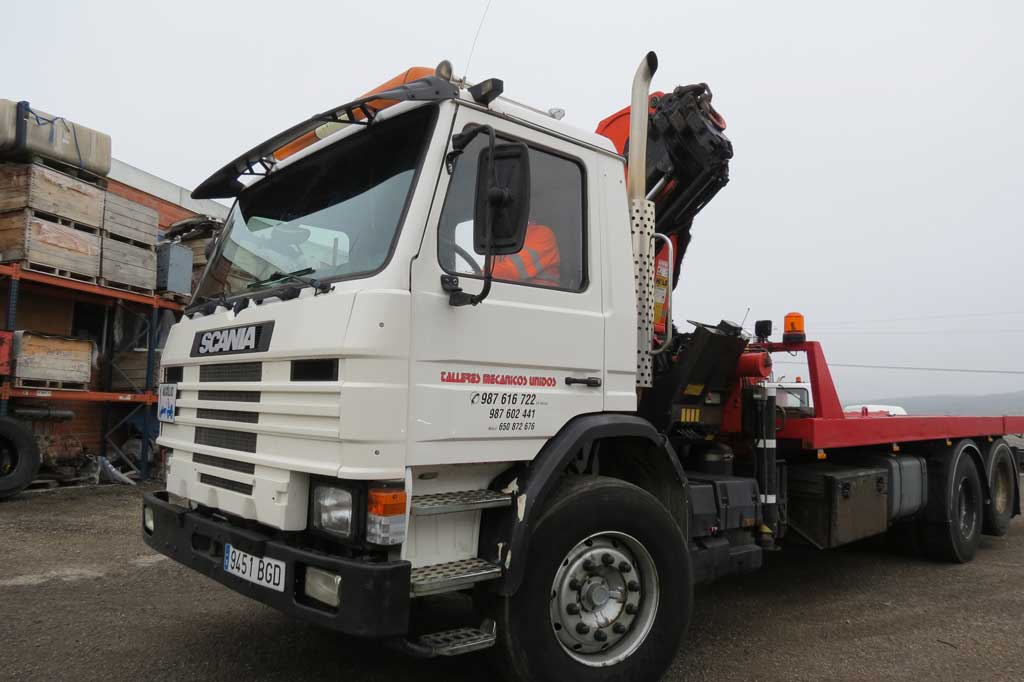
[487,476,691,682]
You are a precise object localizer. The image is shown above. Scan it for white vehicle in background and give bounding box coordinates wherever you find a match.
[845,404,909,416]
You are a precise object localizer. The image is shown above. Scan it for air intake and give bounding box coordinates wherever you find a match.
[195,427,257,453]
[200,362,262,383]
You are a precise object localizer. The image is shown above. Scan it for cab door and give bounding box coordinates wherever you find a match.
[408,106,605,466]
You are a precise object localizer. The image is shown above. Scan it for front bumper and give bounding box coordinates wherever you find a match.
[142,491,411,637]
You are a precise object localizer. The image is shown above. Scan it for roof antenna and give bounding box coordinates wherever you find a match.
[464,0,494,81]
[740,306,751,329]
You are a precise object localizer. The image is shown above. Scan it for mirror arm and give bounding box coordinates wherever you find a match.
[448,124,498,307]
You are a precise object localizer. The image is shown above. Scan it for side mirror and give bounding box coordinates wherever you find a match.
[473,142,530,256]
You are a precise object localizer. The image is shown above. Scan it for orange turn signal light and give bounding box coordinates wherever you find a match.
[368,488,407,517]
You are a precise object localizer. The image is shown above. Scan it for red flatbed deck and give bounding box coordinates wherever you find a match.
[760,341,1024,451]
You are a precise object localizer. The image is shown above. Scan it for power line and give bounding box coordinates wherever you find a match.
[774,361,1024,376]
[813,329,1024,335]
[813,309,1024,327]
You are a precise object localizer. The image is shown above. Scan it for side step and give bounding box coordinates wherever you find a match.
[411,489,512,516]
[418,622,497,656]
[410,557,502,597]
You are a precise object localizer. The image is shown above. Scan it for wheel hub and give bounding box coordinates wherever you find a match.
[549,532,659,667]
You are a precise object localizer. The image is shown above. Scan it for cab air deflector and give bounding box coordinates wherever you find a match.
[192,76,459,200]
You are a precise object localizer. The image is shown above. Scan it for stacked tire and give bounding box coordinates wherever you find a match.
[0,417,40,500]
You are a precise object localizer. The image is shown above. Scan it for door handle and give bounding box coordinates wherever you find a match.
[565,376,602,388]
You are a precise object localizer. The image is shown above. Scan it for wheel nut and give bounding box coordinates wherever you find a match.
[576,622,590,635]
[627,580,640,592]
[619,561,632,573]
[625,603,638,615]
[594,629,608,642]
[569,578,582,590]
[566,603,580,615]
[583,559,596,571]
[613,623,627,634]
[601,553,615,565]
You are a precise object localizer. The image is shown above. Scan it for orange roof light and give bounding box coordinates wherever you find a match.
[273,66,438,162]
[783,312,806,344]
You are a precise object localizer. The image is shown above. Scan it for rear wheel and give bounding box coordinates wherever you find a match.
[0,417,40,500]
[487,476,691,682]
[920,440,984,563]
[983,439,1016,537]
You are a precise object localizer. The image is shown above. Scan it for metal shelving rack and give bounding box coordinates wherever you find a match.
[0,262,182,478]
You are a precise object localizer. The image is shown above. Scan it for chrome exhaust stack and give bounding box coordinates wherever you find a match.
[628,52,659,388]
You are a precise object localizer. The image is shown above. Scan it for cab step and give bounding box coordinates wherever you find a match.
[410,557,502,597]
[418,622,497,656]
[411,489,512,516]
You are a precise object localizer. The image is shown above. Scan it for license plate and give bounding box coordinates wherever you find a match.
[157,383,177,423]
[223,544,286,592]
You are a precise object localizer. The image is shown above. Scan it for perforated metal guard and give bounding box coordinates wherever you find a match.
[410,558,501,596]
[411,490,512,516]
[631,199,656,388]
[419,626,497,656]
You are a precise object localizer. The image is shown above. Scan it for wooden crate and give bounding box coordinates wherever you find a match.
[110,349,160,392]
[101,233,156,294]
[0,162,105,228]
[13,331,94,389]
[0,209,100,281]
[102,193,158,245]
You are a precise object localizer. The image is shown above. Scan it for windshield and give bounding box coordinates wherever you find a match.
[195,105,436,300]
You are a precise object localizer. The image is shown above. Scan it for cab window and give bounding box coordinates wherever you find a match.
[438,133,586,292]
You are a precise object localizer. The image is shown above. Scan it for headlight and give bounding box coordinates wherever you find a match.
[312,486,354,539]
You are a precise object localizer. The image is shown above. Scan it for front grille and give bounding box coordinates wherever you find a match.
[200,362,262,383]
[195,426,257,453]
[199,473,254,495]
[193,453,255,474]
[164,366,184,383]
[197,408,259,424]
[197,390,261,403]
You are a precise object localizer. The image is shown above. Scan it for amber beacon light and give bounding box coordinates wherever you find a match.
[782,312,806,344]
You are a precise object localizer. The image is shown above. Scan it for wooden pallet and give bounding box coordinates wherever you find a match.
[102,194,158,246]
[101,229,156,252]
[26,155,107,189]
[22,260,99,284]
[0,162,105,227]
[14,378,88,391]
[158,291,190,305]
[0,209,101,280]
[99,278,155,296]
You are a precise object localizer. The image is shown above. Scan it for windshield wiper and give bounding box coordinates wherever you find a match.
[247,267,333,294]
[186,292,229,316]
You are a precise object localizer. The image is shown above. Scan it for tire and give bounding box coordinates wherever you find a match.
[0,416,40,500]
[920,440,984,563]
[487,476,691,682]
[983,439,1016,537]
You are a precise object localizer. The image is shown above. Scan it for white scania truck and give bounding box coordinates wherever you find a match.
[143,55,1023,682]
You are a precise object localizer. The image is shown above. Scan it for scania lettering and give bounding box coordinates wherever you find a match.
[142,58,1024,682]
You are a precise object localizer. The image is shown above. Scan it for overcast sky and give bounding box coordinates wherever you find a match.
[5,1,1023,401]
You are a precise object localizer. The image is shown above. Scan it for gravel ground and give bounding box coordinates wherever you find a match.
[2,483,1023,682]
